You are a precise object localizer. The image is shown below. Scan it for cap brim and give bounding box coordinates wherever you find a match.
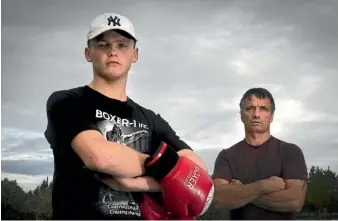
[113,29,136,41]
[88,28,137,41]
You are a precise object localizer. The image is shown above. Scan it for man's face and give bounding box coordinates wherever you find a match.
[85,30,138,81]
[241,95,274,133]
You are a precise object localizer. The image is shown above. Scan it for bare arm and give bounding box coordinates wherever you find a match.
[97,149,206,192]
[211,149,264,209]
[252,179,307,212]
[253,143,308,212]
[213,178,265,209]
[98,176,162,192]
[72,130,150,178]
[46,93,149,178]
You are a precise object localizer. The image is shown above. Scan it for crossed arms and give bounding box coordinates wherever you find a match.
[45,92,206,193]
[72,130,206,192]
[212,146,308,213]
[252,179,307,212]
[213,177,307,212]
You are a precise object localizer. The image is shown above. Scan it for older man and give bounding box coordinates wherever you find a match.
[212,87,308,220]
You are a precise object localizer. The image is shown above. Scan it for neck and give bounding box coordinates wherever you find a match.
[244,131,271,146]
[88,74,128,101]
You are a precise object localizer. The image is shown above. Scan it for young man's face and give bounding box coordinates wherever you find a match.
[241,95,274,134]
[85,30,138,81]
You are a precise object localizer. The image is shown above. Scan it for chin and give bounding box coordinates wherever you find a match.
[247,126,266,133]
[252,128,268,133]
[103,71,127,81]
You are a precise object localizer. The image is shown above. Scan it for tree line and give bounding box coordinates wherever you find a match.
[2,166,338,220]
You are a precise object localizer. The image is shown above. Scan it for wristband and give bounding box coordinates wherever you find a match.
[145,141,179,180]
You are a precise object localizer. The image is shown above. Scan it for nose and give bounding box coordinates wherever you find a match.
[107,45,118,57]
[253,106,260,117]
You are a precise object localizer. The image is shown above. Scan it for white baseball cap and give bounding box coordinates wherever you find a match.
[87,13,137,41]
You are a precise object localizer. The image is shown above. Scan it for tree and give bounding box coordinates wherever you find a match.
[1,176,53,220]
[303,166,338,219]
[1,178,27,213]
[1,178,35,219]
[2,165,338,220]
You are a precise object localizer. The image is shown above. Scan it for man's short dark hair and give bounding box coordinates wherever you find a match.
[239,87,276,113]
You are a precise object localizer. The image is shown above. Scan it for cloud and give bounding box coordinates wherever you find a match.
[1,127,52,162]
[1,0,338,191]
[1,160,54,176]
[2,127,44,141]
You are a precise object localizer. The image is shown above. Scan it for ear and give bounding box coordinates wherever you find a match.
[132,47,139,63]
[270,112,274,123]
[240,110,244,122]
[85,47,92,62]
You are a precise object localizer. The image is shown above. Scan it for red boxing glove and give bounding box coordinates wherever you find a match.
[140,193,168,220]
[145,142,214,217]
[140,193,196,220]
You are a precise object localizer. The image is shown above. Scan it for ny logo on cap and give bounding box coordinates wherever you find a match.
[107,15,121,27]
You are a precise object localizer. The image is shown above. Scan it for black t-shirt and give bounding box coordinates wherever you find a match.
[212,136,308,220]
[44,85,192,220]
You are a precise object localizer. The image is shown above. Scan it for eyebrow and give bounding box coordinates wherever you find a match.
[97,38,128,42]
[245,105,270,108]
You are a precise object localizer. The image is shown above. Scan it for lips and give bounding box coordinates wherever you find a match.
[252,121,261,124]
[106,61,120,65]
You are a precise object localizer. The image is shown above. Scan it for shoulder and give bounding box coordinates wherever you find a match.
[127,97,165,126]
[273,137,304,155]
[224,140,246,154]
[217,140,245,158]
[127,98,192,151]
[127,97,158,118]
[46,86,87,111]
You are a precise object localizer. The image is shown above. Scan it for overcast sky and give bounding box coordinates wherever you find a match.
[2,0,338,191]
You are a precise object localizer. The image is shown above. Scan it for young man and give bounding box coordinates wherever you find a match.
[212,88,308,220]
[44,13,213,220]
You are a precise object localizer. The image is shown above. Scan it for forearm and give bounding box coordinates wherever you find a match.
[214,181,263,209]
[87,140,150,178]
[253,189,302,212]
[101,176,162,192]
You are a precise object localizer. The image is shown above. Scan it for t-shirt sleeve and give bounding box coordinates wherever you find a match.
[152,113,192,152]
[281,143,308,181]
[44,91,100,148]
[212,149,232,183]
